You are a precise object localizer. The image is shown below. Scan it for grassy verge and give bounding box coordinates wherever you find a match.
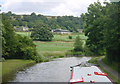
[0,62,2,80]
[102,58,120,73]
[2,59,35,76]
[88,56,120,83]
[38,51,65,59]
[88,56,102,64]
[65,51,83,56]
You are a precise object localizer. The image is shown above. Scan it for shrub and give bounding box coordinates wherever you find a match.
[68,35,72,39]
[83,46,94,56]
[65,51,83,56]
[2,58,6,62]
[33,54,49,63]
[74,36,83,51]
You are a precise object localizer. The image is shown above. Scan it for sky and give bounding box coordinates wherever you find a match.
[0,0,110,17]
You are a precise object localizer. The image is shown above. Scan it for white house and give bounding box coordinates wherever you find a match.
[52,28,71,34]
[78,29,83,33]
[22,27,29,32]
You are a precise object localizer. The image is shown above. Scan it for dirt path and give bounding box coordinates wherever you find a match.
[97,57,120,81]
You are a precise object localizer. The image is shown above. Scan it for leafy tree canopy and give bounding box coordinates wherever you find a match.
[74,36,83,51]
[31,23,54,41]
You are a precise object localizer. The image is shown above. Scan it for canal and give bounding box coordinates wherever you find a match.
[11,57,91,82]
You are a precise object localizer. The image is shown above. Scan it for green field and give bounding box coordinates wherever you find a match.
[16,32,87,42]
[16,32,31,37]
[2,59,35,75]
[34,41,74,52]
[53,34,87,42]
[16,32,87,54]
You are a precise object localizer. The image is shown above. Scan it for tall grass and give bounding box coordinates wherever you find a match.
[2,59,35,75]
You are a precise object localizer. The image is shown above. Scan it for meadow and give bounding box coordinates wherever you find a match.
[34,41,74,52]
[16,32,87,42]
[16,32,87,55]
[16,32,31,37]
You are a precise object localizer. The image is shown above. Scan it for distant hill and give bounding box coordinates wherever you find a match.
[3,11,84,32]
[45,15,58,19]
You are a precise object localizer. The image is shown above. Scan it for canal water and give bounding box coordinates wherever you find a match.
[12,57,91,82]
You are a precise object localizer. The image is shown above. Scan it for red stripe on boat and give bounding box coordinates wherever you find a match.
[94,72,107,76]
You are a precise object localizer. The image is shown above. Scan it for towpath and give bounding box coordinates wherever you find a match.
[97,58,120,81]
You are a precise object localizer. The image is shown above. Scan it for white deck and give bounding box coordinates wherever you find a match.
[71,66,112,83]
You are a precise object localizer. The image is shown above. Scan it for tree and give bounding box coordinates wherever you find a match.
[3,11,84,32]
[31,23,54,41]
[2,14,17,58]
[74,36,83,51]
[84,1,105,55]
[83,1,120,64]
[103,2,120,63]
[2,14,37,60]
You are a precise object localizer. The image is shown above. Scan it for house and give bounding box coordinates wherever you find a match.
[14,26,22,32]
[52,28,71,34]
[78,29,83,33]
[14,26,29,32]
[22,27,29,32]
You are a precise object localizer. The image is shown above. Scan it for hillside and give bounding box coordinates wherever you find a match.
[3,11,84,32]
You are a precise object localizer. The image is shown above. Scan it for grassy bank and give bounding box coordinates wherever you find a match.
[102,58,120,73]
[88,56,120,83]
[2,59,35,76]
[0,62,2,77]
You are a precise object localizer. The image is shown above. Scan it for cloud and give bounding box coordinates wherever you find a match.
[51,0,98,16]
[1,0,110,16]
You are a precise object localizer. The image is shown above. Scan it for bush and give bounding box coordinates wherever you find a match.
[74,36,83,51]
[21,46,37,60]
[2,16,38,60]
[52,55,64,59]
[2,58,6,62]
[65,51,83,56]
[83,46,94,56]
[33,54,49,63]
[68,35,72,39]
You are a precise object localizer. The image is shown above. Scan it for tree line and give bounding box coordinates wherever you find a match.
[2,14,43,62]
[82,1,120,64]
[3,12,84,32]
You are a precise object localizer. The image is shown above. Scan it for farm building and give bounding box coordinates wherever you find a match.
[22,27,29,32]
[14,26,29,32]
[78,29,83,33]
[52,28,71,34]
[14,26,22,32]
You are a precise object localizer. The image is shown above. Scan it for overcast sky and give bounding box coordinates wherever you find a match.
[0,0,110,17]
